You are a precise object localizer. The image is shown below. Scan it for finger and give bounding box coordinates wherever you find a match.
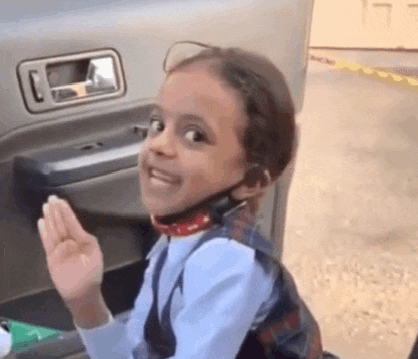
[41,203,62,252]
[59,198,95,243]
[48,196,68,239]
[42,202,58,238]
[37,216,58,254]
[37,218,49,251]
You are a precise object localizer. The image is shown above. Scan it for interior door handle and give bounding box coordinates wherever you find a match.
[50,57,118,102]
[18,49,125,113]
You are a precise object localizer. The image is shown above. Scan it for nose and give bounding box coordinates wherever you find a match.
[148,125,176,158]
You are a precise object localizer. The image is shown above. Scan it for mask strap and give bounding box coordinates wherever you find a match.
[263,168,272,186]
[207,166,271,224]
[153,165,271,226]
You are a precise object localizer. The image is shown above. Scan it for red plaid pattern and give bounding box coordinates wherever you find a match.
[258,310,300,345]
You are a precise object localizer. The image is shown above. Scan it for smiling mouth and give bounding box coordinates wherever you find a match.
[149,168,181,185]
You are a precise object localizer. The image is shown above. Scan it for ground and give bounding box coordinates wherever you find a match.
[281,58,418,359]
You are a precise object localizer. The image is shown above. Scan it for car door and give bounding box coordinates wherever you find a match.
[0,0,314,357]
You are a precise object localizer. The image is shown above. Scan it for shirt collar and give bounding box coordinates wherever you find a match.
[146,230,211,260]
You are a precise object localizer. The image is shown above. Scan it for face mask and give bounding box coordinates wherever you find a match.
[159,164,269,225]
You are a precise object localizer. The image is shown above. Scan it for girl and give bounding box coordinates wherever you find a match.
[38,41,331,359]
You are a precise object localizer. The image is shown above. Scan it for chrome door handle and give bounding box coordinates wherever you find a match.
[18,49,125,113]
[50,57,118,102]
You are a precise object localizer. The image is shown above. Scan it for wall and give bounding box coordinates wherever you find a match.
[310,0,418,49]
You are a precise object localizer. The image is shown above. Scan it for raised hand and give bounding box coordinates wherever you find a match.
[38,195,104,303]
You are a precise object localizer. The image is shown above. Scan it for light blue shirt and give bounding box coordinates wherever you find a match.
[76,230,280,359]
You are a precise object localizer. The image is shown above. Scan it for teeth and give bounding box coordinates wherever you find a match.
[150,169,178,184]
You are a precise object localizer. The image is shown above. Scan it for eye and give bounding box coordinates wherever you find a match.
[184,129,207,143]
[149,116,164,134]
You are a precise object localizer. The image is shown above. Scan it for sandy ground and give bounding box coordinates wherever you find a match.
[281,59,418,359]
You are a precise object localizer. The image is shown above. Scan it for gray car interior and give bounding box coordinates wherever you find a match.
[0,0,313,357]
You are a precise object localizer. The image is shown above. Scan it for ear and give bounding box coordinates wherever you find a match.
[230,179,267,202]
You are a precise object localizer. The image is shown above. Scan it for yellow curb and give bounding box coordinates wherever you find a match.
[407,77,418,86]
[309,51,418,91]
[376,71,389,78]
[362,67,374,75]
[391,74,403,82]
[350,64,362,71]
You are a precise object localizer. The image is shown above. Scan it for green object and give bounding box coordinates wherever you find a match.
[5,319,65,353]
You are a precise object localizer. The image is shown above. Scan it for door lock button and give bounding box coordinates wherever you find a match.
[29,70,44,102]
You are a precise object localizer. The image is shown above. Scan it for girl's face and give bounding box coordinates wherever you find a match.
[138,63,248,217]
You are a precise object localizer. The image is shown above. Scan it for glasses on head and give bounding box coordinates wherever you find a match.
[162,40,216,73]
[163,41,267,98]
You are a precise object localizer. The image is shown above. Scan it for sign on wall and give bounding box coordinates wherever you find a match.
[310,0,418,49]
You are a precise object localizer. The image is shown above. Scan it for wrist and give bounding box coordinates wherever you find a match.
[66,286,111,329]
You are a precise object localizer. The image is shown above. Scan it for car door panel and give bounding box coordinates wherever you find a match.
[1,102,156,305]
[0,0,313,356]
[1,0,312,130]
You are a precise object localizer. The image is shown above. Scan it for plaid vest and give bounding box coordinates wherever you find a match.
[143,210,332,359]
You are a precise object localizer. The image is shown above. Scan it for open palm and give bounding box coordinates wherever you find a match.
[38,196,104,302]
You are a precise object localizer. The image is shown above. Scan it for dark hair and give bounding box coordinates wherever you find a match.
[164,41,296,184]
